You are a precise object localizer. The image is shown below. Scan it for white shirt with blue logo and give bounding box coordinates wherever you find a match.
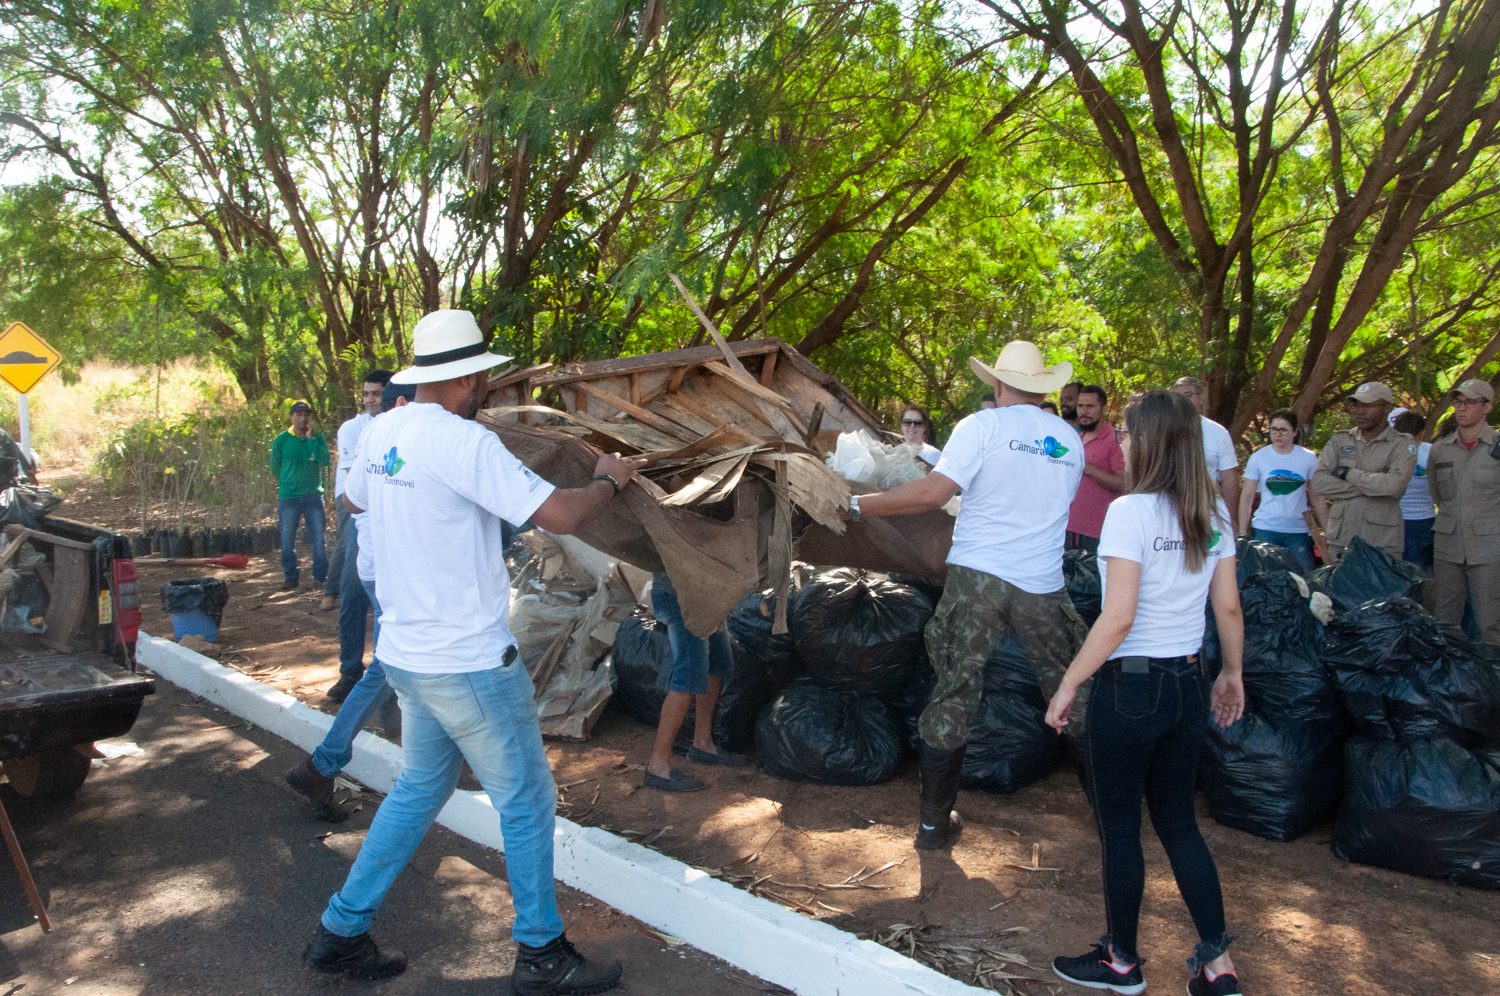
[345,402,555,673]
[1400,441,1434,521]
[1098,492,1233,659]
[1243,444,1319,534]
[931,404,1084,594]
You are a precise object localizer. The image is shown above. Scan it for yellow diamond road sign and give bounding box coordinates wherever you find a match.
[0,322,61,394]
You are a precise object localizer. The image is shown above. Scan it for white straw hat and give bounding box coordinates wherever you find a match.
[970,341,1073,395]
[390,310,512,385]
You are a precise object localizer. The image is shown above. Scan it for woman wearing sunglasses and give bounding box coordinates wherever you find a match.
[899,404,942,467]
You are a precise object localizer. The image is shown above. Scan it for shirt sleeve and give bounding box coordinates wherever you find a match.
[344,435,370,510]
[1097,497,1145,564]
[1106,432,1126,474]
[930,415,982,490]
[1209,421,1239,471]
[269,434,283,475]
[1210,498,1234,559]
[447,424,556,527]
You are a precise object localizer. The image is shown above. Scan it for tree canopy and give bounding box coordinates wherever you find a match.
[2,0,1497,437]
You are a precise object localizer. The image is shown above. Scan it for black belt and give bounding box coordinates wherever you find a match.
[1106,653,1204,676]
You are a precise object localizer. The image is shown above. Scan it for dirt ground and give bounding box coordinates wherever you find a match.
[54,473,1500,996]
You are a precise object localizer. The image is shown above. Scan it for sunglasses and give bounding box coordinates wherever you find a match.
[901,419,926,427]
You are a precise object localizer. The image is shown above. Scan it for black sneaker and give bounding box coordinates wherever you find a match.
[326,677,357,703]
[1052,944,1146,994]
[512,933,621,995]
[1187,969,1242,996]
[302,924,407,980]
[281,578,299,591]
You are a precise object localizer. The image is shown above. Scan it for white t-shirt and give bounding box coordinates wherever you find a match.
[345,402,555,673]
[1098,492,1233,659]
[931,405,1084,594]
[1400,441,1435,521]
[353,511,373,583]
[1200,416,1239,482]
[1243,444,1319,534]
[334,411,372,498]
[918,442,942,466]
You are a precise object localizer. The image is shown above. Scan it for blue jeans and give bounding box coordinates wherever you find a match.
[320,659,563,946]
[337,531,373,680]
[324,504,352,597]
[1086,655,1230,970]
[650,573,732,695]
[278,495,328,585]
[1251,527,1318,576]
[313,578,398,778]
[1403,517,1435,574]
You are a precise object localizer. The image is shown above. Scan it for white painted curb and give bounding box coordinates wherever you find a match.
[137,633,983,996]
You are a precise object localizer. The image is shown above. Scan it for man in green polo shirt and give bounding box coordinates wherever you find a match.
[271,400,331,591]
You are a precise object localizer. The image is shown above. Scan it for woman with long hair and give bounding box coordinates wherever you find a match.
[899,403,942,466]
[1045,391,1248,996]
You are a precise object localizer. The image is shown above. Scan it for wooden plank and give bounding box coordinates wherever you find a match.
[659,447,761,507]
[653,392,729,435]
[571,381,696,442]
[668,273,754,378]
[644,424,744,466]
[528,341,778,387]
[759,349,779,388]
[480,407,683,454]
[667,364,692,393]
[701,450,754,504]
[804,402,825,449]
[2,524,98,552]
[702,361,806,419]
[489,362,553,389]
[629,372,641,408]
[43,546,91,652]
[701,367,806,443]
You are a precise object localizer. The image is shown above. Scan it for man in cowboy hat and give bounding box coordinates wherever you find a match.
[1311,381,1417,561]
[303,310,644,995]
[844,341,1089,851]
[1429,379,1500,643]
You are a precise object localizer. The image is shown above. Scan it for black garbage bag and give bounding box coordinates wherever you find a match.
[1239,571,1339,725]
[1063,550,1102,625]
[611,609,778,754]
[1236,536,1304,586]
[726,588,799,688]
[1306,535,1425,611]
[0,485,60,530]
[159,577,230,626]
[960,636,1061,792]
[1332,737,1500,890]
[791,570,933,700]
[756,679,903,785]
[888,572,946,607]
[1323,598,1500,747]
[1201,710,1343,841]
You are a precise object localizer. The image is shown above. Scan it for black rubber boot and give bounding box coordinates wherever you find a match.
[512,933,622,996]
[914,742,965,851]
[285,756,349,823]
[302,925,407,980]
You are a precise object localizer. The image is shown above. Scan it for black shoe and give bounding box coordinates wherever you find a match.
[281,579,299,591]
[686,745,750,767]
[302,925,407,980]
[512,933,621,995]
[914,741,965,850]
[285,757,348,823]
[642,768,703,793]
[1187,968,1242,996]
[326,677,357,703]
[1052,944,1145,994]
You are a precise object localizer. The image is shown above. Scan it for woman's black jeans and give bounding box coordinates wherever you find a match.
[1085,654,1233,972]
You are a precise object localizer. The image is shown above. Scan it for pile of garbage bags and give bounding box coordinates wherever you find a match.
[1323,600,1500,889]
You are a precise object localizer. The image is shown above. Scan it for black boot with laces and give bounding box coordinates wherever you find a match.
[302,924,407,980]
[512,933,622,996]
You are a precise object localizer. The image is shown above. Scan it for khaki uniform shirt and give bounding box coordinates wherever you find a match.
[1431,425,1500,565]
[1311,426,1418,556]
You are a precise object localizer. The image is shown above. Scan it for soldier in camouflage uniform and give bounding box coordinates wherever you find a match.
[845,341,1087,851]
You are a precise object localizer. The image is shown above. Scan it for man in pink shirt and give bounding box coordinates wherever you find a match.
[1065,385,1127,554]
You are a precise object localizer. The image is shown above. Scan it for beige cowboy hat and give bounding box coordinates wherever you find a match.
[391,310,512,385]
[970,341,1073,395]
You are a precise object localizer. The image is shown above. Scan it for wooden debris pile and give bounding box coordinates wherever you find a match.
[864,922,1056,994]
[483,276,888,634]
[509,530,643,740]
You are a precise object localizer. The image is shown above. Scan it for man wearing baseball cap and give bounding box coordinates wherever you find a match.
[1429,379,1500,643]
[1311,381,1418,561]
[302,310,643,993]
[270,399,331,590]
[840,340,1088,852]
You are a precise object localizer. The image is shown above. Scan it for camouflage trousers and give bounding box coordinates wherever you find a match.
[918,564,1090,751]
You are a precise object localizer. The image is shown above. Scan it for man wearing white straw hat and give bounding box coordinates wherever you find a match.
[844,341,1089,851]
[303,310,643,995]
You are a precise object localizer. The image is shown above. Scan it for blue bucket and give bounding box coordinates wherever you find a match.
[171,607,219,642]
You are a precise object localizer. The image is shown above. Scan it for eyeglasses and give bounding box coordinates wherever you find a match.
[901,419,926,427]
[1268,426,1293,434]
[1453,396,1489,408]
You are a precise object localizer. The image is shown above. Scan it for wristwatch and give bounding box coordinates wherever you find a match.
[848,494,862,521]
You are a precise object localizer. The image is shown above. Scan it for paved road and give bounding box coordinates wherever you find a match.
[0,680,779,995]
